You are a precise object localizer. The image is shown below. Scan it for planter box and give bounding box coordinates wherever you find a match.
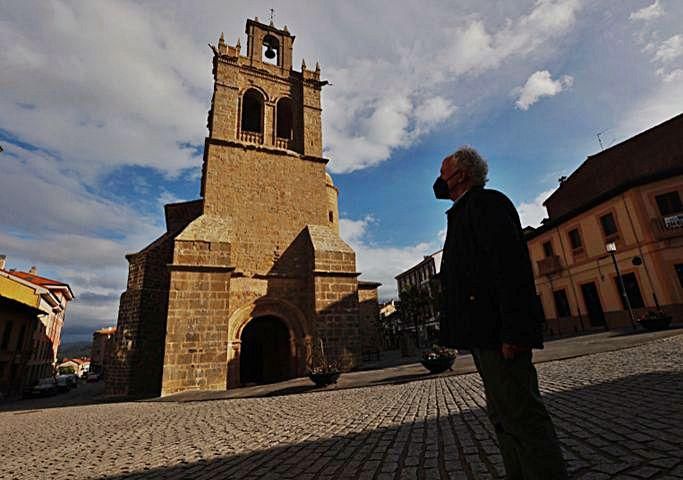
[308,372,340,387]
[420,357,454,374]
[638,315,672,331]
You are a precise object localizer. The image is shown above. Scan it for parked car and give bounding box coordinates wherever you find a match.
[24,377,58,398]
[55,374,78,392]
[86,372,101,383]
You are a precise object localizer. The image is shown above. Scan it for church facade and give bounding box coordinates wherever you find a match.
[107,18,377,397]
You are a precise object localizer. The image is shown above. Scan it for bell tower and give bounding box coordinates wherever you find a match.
[109,17,374,399]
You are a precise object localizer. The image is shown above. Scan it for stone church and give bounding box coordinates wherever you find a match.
[106,18,380,397]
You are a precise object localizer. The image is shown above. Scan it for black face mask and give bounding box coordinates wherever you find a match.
[433,177,451,200]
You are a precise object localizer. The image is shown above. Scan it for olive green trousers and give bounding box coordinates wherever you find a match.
[471,348,568,480]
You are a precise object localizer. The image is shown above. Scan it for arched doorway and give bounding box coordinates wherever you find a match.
[239,315,291,385]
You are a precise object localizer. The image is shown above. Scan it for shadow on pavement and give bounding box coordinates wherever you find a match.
[92,371,682,480]
[0,381,132,412]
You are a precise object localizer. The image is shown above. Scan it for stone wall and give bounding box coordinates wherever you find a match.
[106,233,174,397]
[161,239,233,396]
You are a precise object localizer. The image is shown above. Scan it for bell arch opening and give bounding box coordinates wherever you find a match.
[276,97,294,140]
[241,89,264,134]
[239,315,292,385]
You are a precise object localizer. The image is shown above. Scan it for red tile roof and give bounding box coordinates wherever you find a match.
[10,271,68,287]
[95,326,117,335]
[9,270,74,298]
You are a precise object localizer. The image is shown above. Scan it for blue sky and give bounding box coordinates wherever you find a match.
[1,0,681,342]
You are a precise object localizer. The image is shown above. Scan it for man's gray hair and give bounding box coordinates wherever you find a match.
[450,146,489,186]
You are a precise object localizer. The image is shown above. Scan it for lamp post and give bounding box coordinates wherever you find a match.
[606,242,636,330]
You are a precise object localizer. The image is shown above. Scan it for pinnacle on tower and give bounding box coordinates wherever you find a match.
[301,59,307,70]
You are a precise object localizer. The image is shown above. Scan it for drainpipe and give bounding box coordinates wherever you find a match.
[554,226,586,332]
[621,193,660,309]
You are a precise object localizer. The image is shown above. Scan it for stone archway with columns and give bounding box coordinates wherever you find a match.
[226,297,312,388]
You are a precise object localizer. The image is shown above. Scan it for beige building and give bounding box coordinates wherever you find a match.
[0,257,73,397]
[525,114,682,336]
[57,358,89,377]
[107,18,378,397]
[91,326,115,375]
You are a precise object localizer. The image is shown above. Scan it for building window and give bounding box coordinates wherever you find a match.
[615,272,645,309]
[276,97,294,139]
[655,191,682,216]
[1,322,12,350]
[600,212,618,237]
[568,228,583,250]
[328,211,334,222]
[542,241,554,257]
[675,264,683,288]
[241,89,264,133]
[553,289,571,317]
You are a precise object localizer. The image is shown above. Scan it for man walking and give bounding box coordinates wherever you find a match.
[434,146,568,479]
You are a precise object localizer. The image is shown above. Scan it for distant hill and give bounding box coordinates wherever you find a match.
[58,341,91,361]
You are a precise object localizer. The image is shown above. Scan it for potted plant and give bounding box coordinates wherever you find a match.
[637,310,672,331]
[307,338,341,387]
[420,345,456,374]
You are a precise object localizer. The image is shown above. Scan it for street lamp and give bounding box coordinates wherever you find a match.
[606,242,636,330]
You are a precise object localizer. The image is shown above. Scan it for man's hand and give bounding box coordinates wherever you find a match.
[501,343,530,360]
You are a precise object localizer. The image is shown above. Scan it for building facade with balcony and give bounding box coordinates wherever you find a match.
[525,114,682,336]
[395,250,443,345]
[0,257,73,398]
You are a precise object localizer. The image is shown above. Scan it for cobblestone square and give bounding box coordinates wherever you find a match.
[2,336,682,480]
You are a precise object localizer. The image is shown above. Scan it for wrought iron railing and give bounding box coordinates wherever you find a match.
[537,255,563,276]
[651,215,683,240]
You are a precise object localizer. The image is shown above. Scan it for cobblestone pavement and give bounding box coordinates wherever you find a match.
[2,336,682,480]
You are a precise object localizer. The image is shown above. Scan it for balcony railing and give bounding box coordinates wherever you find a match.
[537,255,563,276]
[239,130,264,144]
[651,215,683,240]
[275,137,291,150]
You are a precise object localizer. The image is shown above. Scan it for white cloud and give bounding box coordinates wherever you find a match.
[340,215,438,299]
[629,1,664,21]
[0,1,208,180]
[339,215,376,244]
[323,0,583,173]
[654,34,683,63]
[448,0,582,75]
[617,73,683,139]
[414,97,457,133]
[517,189,556,228]
[658,68,683,83]
[515,70,574,110]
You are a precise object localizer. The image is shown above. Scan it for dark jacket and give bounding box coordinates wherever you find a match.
[439,186,544,350]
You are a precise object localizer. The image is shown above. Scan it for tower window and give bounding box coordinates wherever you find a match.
[329,211,334,222]
[241,89,264,133]
[276,97,294,140]
[262,34,279,65]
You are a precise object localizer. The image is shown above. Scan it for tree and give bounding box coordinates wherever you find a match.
[397,284,431,348]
